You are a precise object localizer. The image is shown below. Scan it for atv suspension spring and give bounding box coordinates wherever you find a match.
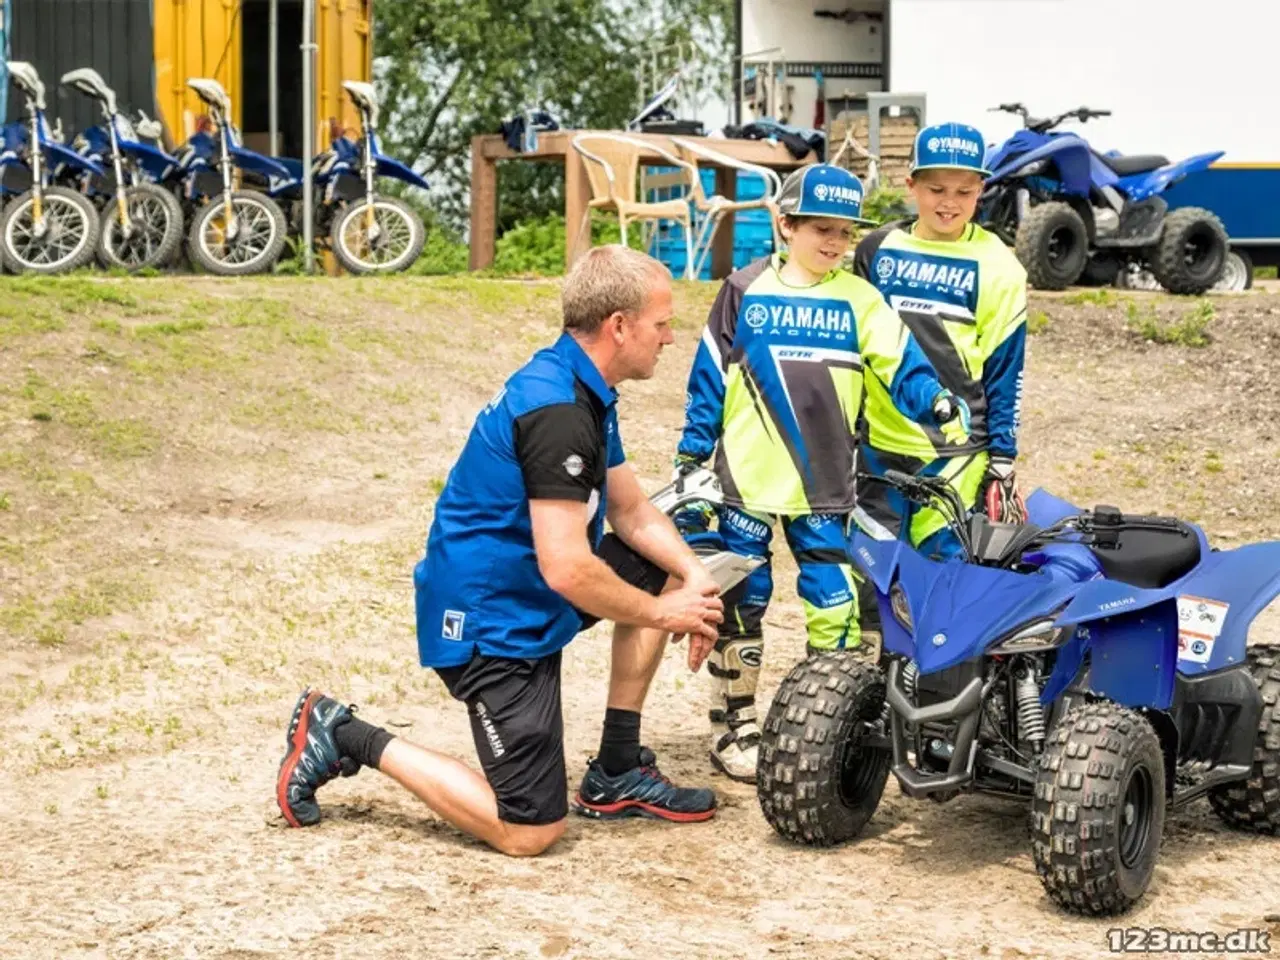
[902,660,918,702]
[1014,668,1046,746]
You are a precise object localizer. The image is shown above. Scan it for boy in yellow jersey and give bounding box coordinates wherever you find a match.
[852,122,1030,643]
[666,163,971,781]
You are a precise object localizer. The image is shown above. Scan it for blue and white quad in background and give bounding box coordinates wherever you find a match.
[757,469,1280,916]
[976,103,1229,294]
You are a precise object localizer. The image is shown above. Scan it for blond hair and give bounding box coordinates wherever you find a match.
[561,244,669,334]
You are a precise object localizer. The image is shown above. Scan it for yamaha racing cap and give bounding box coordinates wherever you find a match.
[776,164,873,223]
[911,122,993,178]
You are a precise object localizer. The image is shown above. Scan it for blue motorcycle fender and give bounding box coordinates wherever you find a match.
[119,138,178,180]
[228,145,296,182]
[374,154,429,190]
[44,139,105,177]
[1124,151,1226,202]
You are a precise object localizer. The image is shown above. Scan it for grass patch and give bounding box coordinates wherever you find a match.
[1027,310,1051,335]
[1063,288,1117,306]
[134,319,209,339]
[1125,299,1213,347]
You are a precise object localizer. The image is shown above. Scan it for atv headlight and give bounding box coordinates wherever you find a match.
[890,582,913,631]
[991,618,1071,654]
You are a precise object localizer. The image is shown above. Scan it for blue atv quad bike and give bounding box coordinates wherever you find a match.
[757,469,1280,916]
[59,67,186,272]
[977,104,1229,294]
[0,61,104,274]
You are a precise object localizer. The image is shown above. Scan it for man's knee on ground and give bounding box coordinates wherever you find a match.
[494,817,566,857]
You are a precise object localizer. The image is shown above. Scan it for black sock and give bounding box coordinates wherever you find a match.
[334,715,395,769]
[597,708,642,776]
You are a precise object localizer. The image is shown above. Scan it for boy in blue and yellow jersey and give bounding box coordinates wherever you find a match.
[852,123,1030,644]
[670,164,971,781]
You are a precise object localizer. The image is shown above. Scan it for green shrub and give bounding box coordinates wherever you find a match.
[1125,298,1214,347]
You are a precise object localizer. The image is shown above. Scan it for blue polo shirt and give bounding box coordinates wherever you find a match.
[415,332,626,667]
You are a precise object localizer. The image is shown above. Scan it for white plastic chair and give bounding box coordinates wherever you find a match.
[571,133,697,279]
[670,136,783,279]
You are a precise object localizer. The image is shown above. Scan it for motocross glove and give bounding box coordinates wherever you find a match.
[671,453,703,483]
[984,454,1027,524]
[931,391,972,447]
[669,455,714,534]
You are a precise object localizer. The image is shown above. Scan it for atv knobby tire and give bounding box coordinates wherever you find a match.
[1148,206,1228,295]
[1015,201,1089,290]
[1031,701,1166,916]
[757,651,890,846]
[1208,643,1280,832]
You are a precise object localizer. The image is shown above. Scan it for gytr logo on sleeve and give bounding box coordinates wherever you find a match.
[738,295,856,342]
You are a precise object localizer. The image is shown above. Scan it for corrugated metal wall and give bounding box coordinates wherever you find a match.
[6,0,155,132]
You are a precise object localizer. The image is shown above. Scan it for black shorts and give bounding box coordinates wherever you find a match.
[433,534,666,825]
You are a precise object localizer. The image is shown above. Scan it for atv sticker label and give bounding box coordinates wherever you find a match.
[1176,594,1229,665]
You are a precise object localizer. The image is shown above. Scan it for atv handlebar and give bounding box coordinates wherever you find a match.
[990,103,1111,133]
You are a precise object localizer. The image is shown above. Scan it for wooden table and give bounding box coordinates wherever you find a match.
[468,130,817,278]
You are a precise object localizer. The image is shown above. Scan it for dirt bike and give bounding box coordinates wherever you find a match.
[59,67,185,272]
[0,61,103,274]
[179,77,290,276]
[268,81,429,274]
[757,468,1280,916]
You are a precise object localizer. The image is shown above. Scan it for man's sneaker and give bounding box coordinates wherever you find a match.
[572,747,717,822]
[275,688,358,828]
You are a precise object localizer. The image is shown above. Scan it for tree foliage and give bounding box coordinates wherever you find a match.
[372,0,734,235]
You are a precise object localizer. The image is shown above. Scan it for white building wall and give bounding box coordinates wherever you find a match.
[740,0,884,128]
[888,0,1280,163]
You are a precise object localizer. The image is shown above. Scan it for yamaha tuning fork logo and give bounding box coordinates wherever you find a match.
[744,303,769,330]
[928,135,980,157]
[876,256,896,281]
[811,182,860,206]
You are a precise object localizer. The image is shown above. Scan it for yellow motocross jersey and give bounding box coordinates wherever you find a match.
[853,221,1028,461]
[676,254,948,515]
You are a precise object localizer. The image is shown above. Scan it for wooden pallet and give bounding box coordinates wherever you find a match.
[829,112,920,190]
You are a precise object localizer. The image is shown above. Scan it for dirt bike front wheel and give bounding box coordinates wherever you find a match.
[331,196,425,275]
[187,191,288,276]
[0,186,100,275]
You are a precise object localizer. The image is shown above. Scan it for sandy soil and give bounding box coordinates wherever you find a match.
[2,276,1279,960]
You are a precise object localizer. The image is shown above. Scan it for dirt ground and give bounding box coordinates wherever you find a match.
[3,275,1280,960]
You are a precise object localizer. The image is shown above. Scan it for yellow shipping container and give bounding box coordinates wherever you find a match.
[152,0,372,156]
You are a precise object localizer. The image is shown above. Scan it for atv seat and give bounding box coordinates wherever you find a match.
[1088,513,1201,589]
[1097,152,1169,176]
